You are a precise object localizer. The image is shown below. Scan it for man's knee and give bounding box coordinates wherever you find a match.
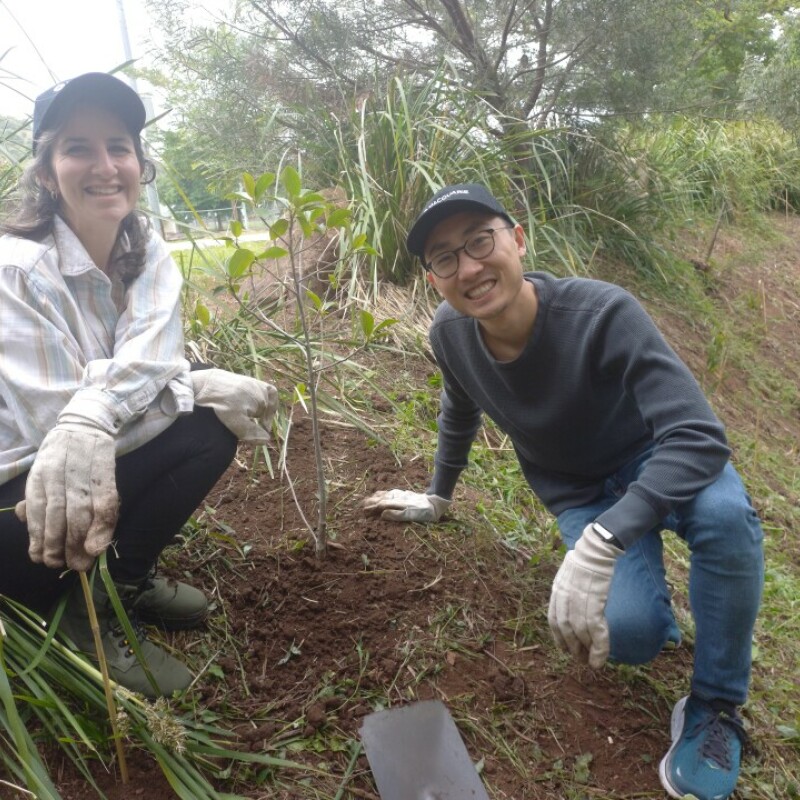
[607,604,675,665]
[683,466,764,556]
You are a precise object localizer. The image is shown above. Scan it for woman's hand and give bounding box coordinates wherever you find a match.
[192,369,278,444]
[19,419,119,572]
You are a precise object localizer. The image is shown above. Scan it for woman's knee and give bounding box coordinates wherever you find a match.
[181,406,238,464]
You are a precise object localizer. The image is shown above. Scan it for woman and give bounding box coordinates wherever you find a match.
[0,72,277,697]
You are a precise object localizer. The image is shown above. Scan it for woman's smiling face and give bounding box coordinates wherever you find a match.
[46,105,142,240]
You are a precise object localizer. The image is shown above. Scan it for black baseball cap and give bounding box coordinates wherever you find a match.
[406,183,514,258]
[32,72,146,154]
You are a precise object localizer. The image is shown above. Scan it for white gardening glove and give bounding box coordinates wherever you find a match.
[192,368,278,444]
[363,489,451,522]
[547,523,623,668]
[17,418,118,572]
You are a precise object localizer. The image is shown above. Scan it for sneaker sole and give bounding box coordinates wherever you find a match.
[659,696,694,799]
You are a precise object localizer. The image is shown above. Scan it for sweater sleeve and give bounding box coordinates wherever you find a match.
[427,339,483,499]
[592,289,730,547]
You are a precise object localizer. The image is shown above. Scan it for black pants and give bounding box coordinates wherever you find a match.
[0,406,236,614]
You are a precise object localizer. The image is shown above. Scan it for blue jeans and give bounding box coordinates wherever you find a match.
[556,452,764,706]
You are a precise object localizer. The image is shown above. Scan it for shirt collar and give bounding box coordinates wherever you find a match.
[53,216,100,276]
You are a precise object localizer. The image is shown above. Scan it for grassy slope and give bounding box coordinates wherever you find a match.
[599,213,800,797]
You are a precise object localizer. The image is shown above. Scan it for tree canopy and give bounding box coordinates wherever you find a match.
[144,0,800,211]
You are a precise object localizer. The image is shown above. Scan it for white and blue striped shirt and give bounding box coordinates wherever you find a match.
[0,216,193,486]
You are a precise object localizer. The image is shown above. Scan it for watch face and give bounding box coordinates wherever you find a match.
[592,523,613,540]
[592,523,624,550]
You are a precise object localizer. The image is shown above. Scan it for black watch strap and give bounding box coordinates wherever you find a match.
[591,522,625,551]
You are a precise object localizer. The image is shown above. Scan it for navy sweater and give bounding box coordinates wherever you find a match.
[427,272,730,548]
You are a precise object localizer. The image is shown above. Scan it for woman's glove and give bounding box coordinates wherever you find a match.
[547,523,623,668]
[363,489,451,522]
[18,418,119,572]
[192,368,278,444]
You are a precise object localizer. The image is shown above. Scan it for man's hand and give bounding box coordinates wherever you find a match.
[547,523,623,668]
[19,419,119,572]
[192,368,278,444]
[363,489,451,522]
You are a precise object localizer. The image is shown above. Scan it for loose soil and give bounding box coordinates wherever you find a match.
[49,215,800,799]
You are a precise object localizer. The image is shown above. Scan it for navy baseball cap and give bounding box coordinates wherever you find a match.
[406,183,514,258]
[32,72,146,154]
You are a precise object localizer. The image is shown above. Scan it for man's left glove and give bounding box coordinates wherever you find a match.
[363,489,451,522]
[192,368,278,444]
[17,418,119,572]
[547,523,624,668]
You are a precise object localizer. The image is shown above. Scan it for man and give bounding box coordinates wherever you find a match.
[364,183,764,800]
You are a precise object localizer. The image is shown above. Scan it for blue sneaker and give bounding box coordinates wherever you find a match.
[659,695,748,800]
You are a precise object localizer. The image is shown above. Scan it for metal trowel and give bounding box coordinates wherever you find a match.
[359,700,490,800]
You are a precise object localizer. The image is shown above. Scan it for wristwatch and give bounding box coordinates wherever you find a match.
[591,522,625,551]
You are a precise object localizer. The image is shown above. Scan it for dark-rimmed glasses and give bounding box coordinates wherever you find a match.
[423,226,514,278]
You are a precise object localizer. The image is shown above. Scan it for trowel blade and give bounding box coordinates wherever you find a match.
[359,700,490,800]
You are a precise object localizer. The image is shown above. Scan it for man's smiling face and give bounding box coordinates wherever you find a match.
[424,210,527,322]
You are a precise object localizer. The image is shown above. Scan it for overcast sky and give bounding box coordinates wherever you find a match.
[0,0,228,122]
[0,0,154,119]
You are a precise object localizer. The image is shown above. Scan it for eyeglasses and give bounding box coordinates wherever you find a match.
[423,226,514,278]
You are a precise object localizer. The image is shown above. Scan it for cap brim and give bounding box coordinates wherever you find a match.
[407,200,512,258]
[34,73,146,152]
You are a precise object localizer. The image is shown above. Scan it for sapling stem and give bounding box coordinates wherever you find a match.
[287,212,328,557]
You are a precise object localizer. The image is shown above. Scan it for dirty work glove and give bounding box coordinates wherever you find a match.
[17,418,118,572]
[363,489,451,522]
[192,368,278,444]
[547,523,624,668]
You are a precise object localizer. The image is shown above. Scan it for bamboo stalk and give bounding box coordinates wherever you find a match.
[79,571,129,784]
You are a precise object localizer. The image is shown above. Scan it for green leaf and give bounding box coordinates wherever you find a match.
[298,215,315,238]
[373,318,398,334]
[281,165,302,198]
[258,246,289,260]
[359,309,375,338]
[270,218,290,239]
[308,206,325,224]
[572,752,593,784]
[226,248,256,279]
[293,384,309,412]
[226,191,253,204]
[326,208,351,228]
[298,191,325,206]
[209,528,238,546]
[254,172,276,201]
[195,301,210,326]
[241,172,256,200]
[305,289,323,310]
[229,220,243,238]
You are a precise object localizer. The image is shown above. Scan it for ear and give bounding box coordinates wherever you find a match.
[426,271,446,296]
[35,167,56,195]
[513,224,527,257]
